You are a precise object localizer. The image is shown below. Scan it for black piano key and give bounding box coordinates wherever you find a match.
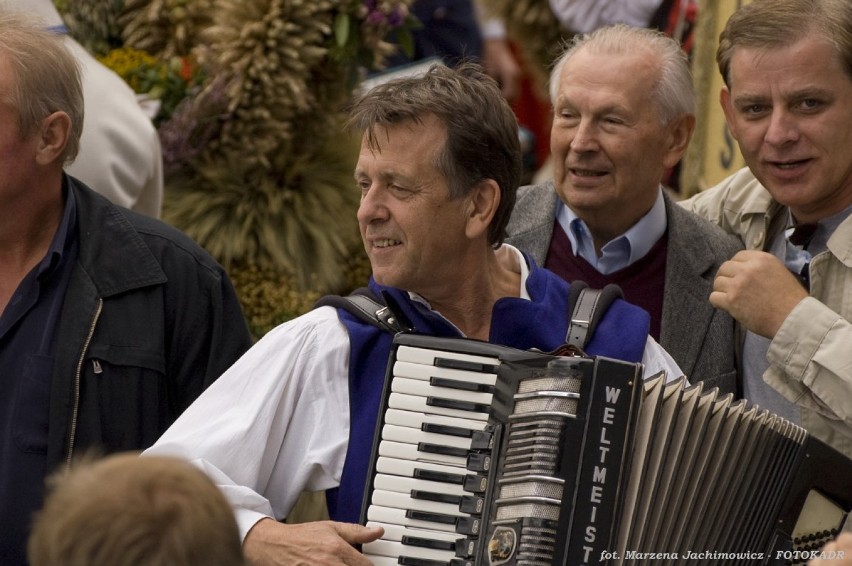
[400,535,456,551]
[455,516,481,536]
[421,423,475,438]
[429,376,495,393]
[455,537,477,558]
[470,429,494,450]
[463,474,487,493]
[414,468,465,484]
[411,490,462,505]
[433,357,499,374]
[406,509,458,525]
[458,495,484,515]
[466,452,491,472]
[427,397,490,414]
[418,442,470,458]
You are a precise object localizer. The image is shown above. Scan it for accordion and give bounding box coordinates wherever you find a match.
[359,334,852,566]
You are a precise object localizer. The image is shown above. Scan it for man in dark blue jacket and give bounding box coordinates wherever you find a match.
[0,13,252,565]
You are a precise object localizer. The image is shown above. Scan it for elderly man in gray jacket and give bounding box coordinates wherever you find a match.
[506,24,741,393]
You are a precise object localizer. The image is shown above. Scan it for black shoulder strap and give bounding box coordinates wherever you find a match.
[565,282,625,353]
[314,287,411,334]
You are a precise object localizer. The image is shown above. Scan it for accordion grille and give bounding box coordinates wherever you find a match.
[518,376,582,394]
[498,480,564,500]
[496,502,561,521]
[513,397,579,415]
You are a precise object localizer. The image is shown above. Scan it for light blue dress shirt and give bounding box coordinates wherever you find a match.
[556,188,668,274]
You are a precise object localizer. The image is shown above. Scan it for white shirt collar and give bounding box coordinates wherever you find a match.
[556,188,668,275]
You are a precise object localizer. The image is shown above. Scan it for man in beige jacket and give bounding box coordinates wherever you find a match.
[683,0,852,459]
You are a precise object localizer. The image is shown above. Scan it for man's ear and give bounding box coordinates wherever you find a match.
[663,113,696,170]
[464,179,500,240]
[35,111,71,166]
[719,86,739,141]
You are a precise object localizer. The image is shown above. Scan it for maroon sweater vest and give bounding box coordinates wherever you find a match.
[545,221,668,340]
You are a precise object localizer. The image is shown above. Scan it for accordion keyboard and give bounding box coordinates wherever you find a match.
[362,344,502,566]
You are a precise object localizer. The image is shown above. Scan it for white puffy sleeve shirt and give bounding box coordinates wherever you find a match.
[145,307,351,538]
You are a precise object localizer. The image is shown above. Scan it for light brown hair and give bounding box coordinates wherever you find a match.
[717,0,852,87]
[0,11,84,164]
[28,453,244,566]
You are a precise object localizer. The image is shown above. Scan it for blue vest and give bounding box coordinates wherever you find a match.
[325,258,650,523]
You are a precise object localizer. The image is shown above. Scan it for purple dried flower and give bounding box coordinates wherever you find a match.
[158,75,229,173]
[366,9,385,25]
[387,9,404,27]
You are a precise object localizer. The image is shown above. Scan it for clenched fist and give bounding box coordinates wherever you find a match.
[710,250,809,338]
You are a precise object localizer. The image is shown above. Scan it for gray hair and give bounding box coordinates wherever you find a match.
[549,23,695,125]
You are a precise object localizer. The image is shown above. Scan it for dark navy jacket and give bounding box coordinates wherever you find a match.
[48,176,253,469]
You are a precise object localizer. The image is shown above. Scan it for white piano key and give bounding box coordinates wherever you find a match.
[362,553,400,566]
[375,457,467,478]
[388,392,490,421]
[363,538,456,562]
[391,377,494,405]
[379,440,468,467]
[396,345,501,368]
[393,360,497,386]
[384,408,486,432]
[372,489,464,517]
[374,473,466,497]
[367,505,457,533]
[382,424,473,450]
[367,521,460,543]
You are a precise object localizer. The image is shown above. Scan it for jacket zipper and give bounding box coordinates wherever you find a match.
[65,298,103,469]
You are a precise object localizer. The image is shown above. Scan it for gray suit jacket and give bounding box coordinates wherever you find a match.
[505,181,742,394]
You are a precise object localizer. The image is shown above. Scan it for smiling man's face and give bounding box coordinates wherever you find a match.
[355,115,471,298]
[721,32,852,222]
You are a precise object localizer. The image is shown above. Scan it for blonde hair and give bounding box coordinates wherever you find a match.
[28,453,245,566]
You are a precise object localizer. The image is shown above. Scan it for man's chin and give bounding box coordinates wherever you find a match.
[370,270,399,288]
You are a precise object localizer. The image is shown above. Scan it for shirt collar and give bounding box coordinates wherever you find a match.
[37,180,77,280]
[785,204,852,257]
[407,244,531,310]
[556,187,667,274]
